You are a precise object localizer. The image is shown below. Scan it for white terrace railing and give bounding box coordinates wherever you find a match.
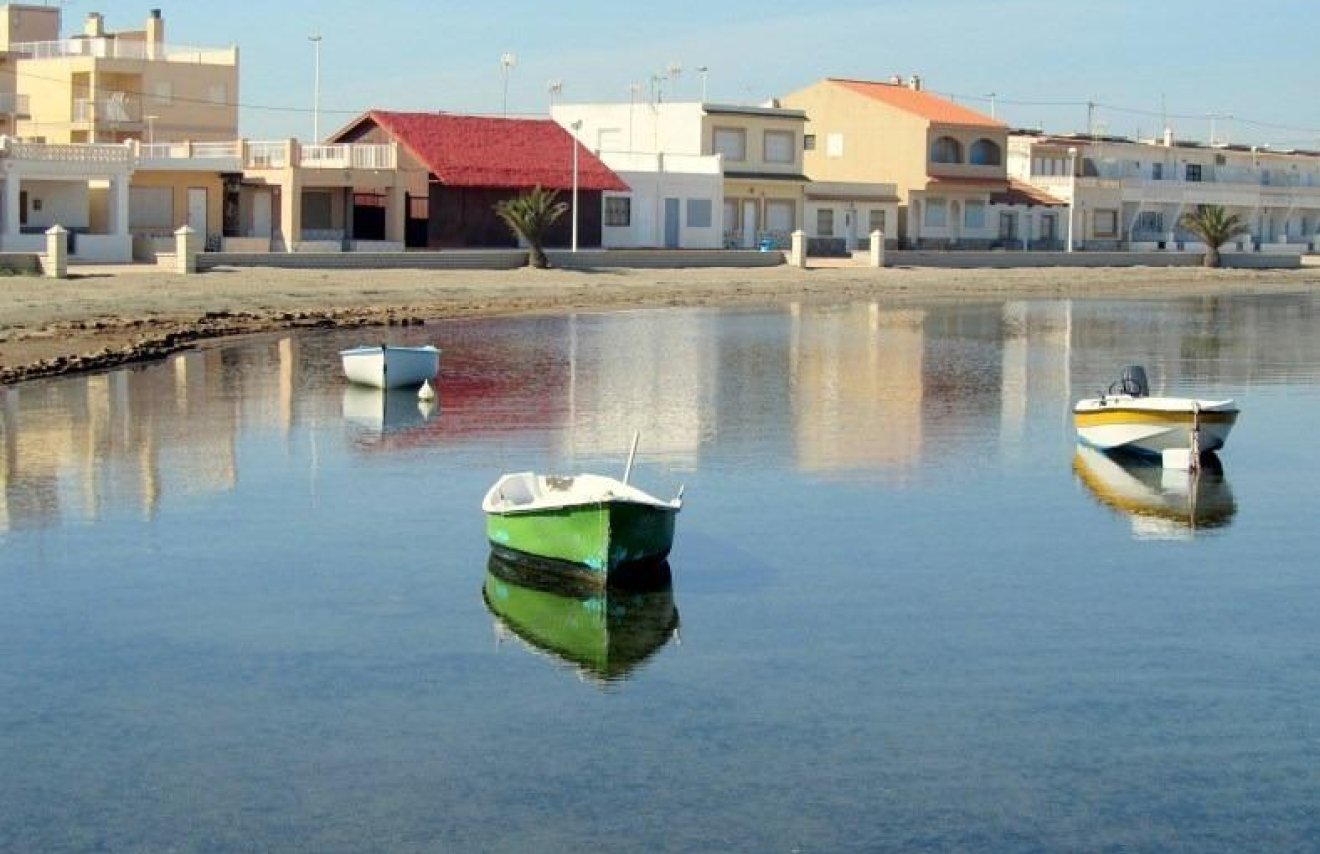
[11,38,237,65]
[0,138,396,171]
[4,140,132,164]
[297,143,396,170]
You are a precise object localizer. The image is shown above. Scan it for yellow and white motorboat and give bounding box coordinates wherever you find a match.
[1073,366,1238,458]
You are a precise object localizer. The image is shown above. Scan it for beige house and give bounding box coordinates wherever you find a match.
[781,77,1011,248]
[551,101,809,249]
[1,5,238,144]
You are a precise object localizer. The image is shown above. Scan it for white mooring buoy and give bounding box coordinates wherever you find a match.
[417,379,436,401]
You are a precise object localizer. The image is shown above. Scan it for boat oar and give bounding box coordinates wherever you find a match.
[622,431,640,485]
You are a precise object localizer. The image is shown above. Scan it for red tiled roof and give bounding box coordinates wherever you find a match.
[829,79,1004,128]
[926,176,1009,191]
[359,110,628,192]
[990,180,1065,208]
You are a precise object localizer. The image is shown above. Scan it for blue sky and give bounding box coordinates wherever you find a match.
[69,0,1320,147]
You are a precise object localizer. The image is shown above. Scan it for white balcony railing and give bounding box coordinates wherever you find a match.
[246,141,288,169]
[72,92,140,124]
[11,38,237,65]
[3,139,132,164]
[298,143,396,170]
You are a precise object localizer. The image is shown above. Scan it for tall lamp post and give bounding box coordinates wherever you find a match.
[570,119,582,252]
[500,52,517,116]
[1066,146,1078,252]
[696,66,708,102]
[308,34,322,141]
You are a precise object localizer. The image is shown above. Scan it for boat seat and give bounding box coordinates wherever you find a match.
[498,475,539,506]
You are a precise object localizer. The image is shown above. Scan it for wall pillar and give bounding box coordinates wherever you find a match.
[385,184,406,244]
[789,229,807,267]
[44,225,67,278]
[111,174,130,236]
[279,172,302,253]
[3,175,21,239]
[173,224,200,273]
[869,230,886,267]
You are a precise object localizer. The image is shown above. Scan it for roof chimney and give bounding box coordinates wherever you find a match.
[83,12,104,37]
[146,8,164,54]
[908,74,922,91]
[1162,126,1173,147]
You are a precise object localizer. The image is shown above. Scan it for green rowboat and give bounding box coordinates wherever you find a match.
[483,470,682,584]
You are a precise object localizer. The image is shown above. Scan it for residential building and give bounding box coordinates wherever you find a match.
[781,77,1015,248]
[551,101,808,249]
[2,6,238,144]
[329,111,626,249]
[1010,130,1320,252]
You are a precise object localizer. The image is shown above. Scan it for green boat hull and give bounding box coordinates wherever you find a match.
[482,553,678,681]
[486,499,677,582]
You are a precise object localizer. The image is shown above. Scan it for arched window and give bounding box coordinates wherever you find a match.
[930,136,962,164]
[969,139,1002,166]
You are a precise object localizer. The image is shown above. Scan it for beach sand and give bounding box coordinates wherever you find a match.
[2,262,1317,384]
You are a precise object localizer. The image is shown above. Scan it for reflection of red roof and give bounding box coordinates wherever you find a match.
[990,180,1065,207]
[829,79,1004,128]
[359,110,628,191]
[926,176,1009,192]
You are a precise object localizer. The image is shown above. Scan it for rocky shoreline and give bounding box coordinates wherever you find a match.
[3,263,1318,387]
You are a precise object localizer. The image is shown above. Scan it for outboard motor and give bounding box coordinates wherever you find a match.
[1118,365,1150,397]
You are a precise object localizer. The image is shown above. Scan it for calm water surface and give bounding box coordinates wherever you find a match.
[3,293,1320,852]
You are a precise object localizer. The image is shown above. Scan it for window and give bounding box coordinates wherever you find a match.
[804,134,816,151]
[712,127,746,161]
[723,199,739,230]
[604,196,631,227]
[1186,163,1202,182]
[301,191,332,230]
[765,199,795,232]
[969,139,1002,166]
[868,209,886,234]
[1136,211,1164,233]
[930,136,962,164]
[207,84,227,105]
[151,81,172,106]
[826,133,844,158]
[1152,162,1164,180]
[1094,209,1118,237]
[764,130,794,163]
[686,198,712,228]
[924,198,947,227]
[816,208,835,236]
[964,200,986,229]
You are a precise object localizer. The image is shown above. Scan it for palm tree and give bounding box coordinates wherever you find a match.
[1179,205,1250,268]
[494,186,568,269]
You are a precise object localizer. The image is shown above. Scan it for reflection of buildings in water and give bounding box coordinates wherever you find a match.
[482,552,679,684]
[1000,300,1073,456]
[561,312,711,468]
[1073,444,1236,541]
[789,303,925,478]
[0,350,240,533]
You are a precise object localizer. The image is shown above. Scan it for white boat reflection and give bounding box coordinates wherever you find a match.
[341,385,438,435]
[1073,443,1236,540]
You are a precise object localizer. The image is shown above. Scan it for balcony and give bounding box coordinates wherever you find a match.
[12,38,237,66]
[0,93,31,117]
[72,92,141,125]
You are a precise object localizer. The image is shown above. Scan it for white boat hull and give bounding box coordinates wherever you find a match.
[1073,395,1238,456]
[340,345,440,389]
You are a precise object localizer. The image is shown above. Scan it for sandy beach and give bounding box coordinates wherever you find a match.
[2,262,1318,384]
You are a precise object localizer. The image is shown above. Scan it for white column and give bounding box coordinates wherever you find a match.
[3,176,20,239]
[113,175,130,236]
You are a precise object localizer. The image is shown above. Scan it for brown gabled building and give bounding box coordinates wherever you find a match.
[330,110,628,249]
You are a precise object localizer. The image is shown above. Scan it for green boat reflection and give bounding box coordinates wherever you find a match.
[482,553,680,683]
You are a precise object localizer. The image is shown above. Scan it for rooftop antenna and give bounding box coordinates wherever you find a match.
[696,65,709,102]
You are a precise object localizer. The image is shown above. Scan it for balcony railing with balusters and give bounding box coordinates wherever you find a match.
[11,38,237,65]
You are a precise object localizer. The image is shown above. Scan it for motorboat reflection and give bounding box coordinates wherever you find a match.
[482,552,679,683]
[1073,443,1236,539]
[341,384,438,436]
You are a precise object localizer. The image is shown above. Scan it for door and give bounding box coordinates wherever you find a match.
[252,191,272,239]
[998,212,1017,242]
[187,188,208,239]
[845,207,857,251]
[1040,214,1057,245]
[741,200,758,249]
[663,198,680,248]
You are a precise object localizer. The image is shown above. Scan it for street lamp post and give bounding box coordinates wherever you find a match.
[500,52,517,116]
[1066,146,1078,253]
[570,119,582,252]
[308,34,322,141]
[697,66,708,102]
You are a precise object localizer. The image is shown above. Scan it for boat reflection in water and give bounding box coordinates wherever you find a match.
[341,385,438,437]
[1073,443,1236,540]
[482,552,680,684]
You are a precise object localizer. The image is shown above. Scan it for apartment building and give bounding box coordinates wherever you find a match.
[552,100,808,249]
[1010,130,1320,252]
[1,5,238,144]
[781,77,1011,248]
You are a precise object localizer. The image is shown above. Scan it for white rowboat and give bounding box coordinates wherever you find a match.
[340,344,440,389]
